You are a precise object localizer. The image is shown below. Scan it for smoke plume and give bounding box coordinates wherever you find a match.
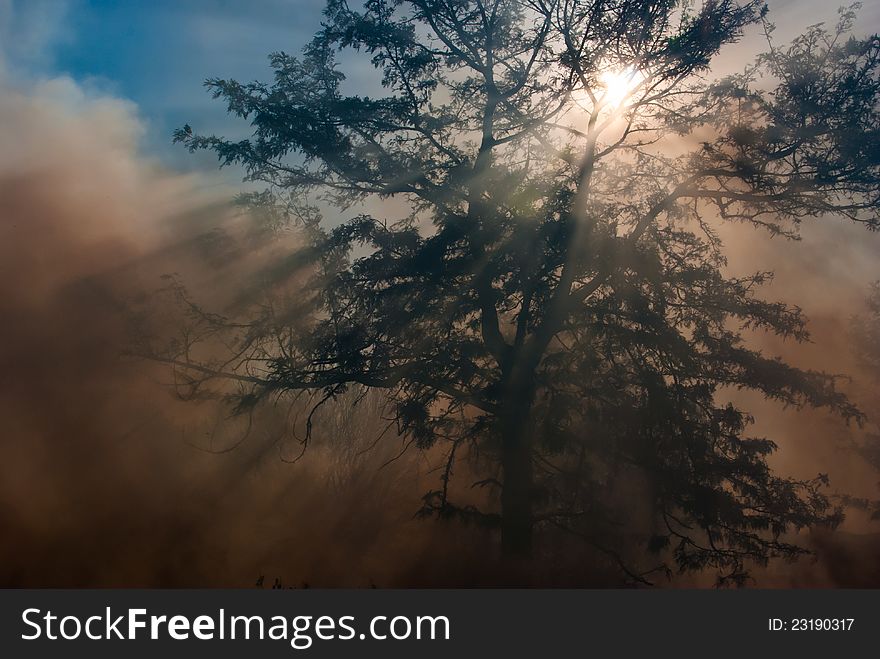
[1,73,878,587]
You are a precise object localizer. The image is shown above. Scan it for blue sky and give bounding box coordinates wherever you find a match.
[1,0,327,169]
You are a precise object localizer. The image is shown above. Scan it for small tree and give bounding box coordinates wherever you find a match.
[168,0,880,583]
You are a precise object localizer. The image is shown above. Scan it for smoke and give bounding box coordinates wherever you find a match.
[2,69,879,587]
[0,75,251,586]
[0,75,500,587]
[704,215,880,586]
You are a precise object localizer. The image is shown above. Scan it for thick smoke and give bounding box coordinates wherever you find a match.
[1,71,878,587]
[715,218,880,586]
[0,76,499,587]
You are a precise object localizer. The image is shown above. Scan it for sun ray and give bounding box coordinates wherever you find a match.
[599,67,643,109]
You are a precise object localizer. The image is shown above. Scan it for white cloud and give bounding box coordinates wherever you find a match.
[0,0,73,80]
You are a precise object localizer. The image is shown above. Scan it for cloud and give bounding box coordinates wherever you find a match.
[1,1,879,587]
[0,73,223,585]
[0,0,72,78]
[0,74,491,587]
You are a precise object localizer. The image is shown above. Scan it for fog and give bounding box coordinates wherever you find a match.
[1,7,879,587]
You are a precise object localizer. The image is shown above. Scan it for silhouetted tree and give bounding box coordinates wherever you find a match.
[166,1,880,584]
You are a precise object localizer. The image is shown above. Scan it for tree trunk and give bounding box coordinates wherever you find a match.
[500,384,534,556]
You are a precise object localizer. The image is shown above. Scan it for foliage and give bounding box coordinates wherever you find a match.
[164,1,880,584]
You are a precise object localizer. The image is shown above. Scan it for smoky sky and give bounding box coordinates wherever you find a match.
[1,1,879,587]
[0,75,502,587]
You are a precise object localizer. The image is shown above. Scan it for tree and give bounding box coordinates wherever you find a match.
[166,0,880,584]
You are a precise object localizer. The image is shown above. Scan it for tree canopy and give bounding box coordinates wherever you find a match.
[166,0,880,585]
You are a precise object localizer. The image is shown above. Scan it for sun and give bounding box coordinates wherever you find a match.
[599,67,642,109]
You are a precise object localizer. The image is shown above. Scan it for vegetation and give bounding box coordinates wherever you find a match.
[163,1,880,584]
